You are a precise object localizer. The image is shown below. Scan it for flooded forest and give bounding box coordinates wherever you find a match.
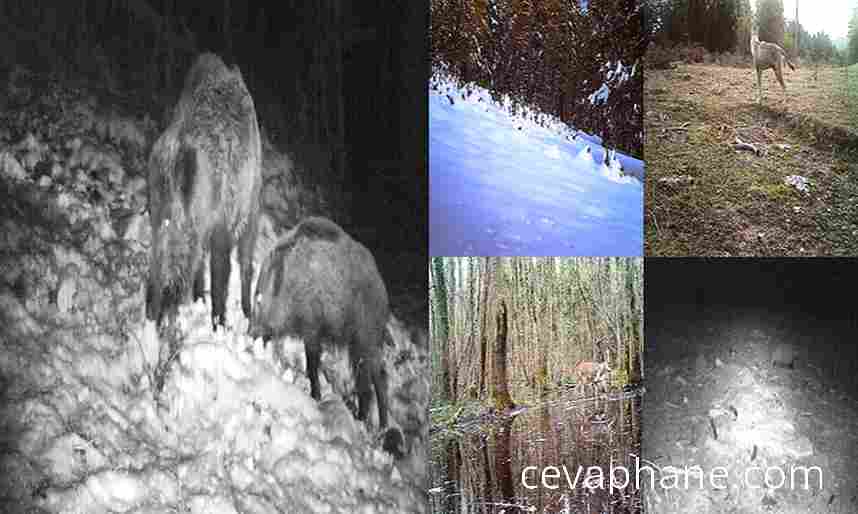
[428,257,644,513]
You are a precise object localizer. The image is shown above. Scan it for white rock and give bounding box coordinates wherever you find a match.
[16,132,40,152]
[21,150,40,170]
[123,214,148,242]
[0,151,26,180]
[98,219,116,240]
[106,159,125,185]
[127,176,146,194]
[56,276,77,313]
[66,137,83,152]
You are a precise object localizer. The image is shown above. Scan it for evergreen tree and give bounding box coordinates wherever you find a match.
[757,0,785,45]
[735,0,754,54]
[430,0,644,156]
[849,5,858,65]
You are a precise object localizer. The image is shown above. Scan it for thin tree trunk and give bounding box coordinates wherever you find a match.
[432,258,451,400]
[492,299,514,411]
[478,257,493,397]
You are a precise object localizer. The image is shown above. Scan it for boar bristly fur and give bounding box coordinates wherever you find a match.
[146,53,262,329]
[250,217,390,429]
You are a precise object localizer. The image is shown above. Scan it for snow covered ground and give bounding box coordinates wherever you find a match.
[430,74,643,256]
[2,274,427,513]
[0,72,429,514]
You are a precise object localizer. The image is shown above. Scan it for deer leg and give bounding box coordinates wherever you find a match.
[756,68,763,103]
[775,62,786,92]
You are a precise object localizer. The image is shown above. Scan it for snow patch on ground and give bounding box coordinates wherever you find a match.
[11,269,427,513]
[429,71,643,256]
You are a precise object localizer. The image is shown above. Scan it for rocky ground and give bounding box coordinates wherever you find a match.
[644,305,858,513]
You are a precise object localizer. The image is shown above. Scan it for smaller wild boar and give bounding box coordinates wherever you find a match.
[249,217,389,428]
[574,360,609,384]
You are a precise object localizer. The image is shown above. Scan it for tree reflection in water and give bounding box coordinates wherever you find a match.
[430,391,642,514]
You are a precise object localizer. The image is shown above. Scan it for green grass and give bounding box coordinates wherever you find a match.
[847,64,858,124]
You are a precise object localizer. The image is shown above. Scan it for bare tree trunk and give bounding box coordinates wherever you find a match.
[431,258,451,401]
[545,258,556,385]
[466,256,478,398]
[494,417,515,506]
[478,257,493,397]
[492,300,514,411]
[524,259,541,389]
[795,1,799,58]
[444,439,461,513]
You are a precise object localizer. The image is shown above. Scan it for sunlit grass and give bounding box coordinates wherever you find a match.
[847,63,858,124]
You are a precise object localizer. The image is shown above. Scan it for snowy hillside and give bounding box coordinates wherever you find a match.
[0,70,429,513]
[430,74,643,256]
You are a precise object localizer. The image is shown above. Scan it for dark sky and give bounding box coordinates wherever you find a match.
[646,258,858,314]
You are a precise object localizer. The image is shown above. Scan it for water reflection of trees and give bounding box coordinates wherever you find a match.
[432,395,642,513]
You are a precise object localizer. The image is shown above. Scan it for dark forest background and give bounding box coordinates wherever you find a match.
[430,0,645,158]
[0,0,427,325]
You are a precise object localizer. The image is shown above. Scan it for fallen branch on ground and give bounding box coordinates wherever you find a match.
[664,122,690,131]
[733,136,761,156]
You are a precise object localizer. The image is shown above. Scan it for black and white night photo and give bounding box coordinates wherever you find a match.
[0,1,429,512]
[645,258,858,514]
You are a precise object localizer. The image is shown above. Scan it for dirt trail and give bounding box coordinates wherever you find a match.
[645,64,858,256]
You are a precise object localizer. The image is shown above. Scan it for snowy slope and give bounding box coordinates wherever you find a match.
[2,268,427,514]
[430,75,643,256]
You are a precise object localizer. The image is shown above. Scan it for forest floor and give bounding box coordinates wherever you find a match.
[643,305,858,513]
[0,67,429,513]
[645,63,858,256]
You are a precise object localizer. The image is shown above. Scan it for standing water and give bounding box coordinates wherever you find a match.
[430,391,642,513]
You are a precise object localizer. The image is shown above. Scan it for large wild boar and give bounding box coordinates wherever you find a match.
[574,360,609,384]
[249,216,390,429]
[146,53,262,329]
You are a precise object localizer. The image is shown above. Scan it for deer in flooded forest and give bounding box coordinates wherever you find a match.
[574,360,610,387]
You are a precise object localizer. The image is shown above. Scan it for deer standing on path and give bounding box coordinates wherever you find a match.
[751,32,796,104]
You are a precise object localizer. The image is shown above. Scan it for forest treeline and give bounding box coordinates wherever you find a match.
[430,0,645,158]
[646,0,845,64]
[429,257,643,409]
[851,7,858,65]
